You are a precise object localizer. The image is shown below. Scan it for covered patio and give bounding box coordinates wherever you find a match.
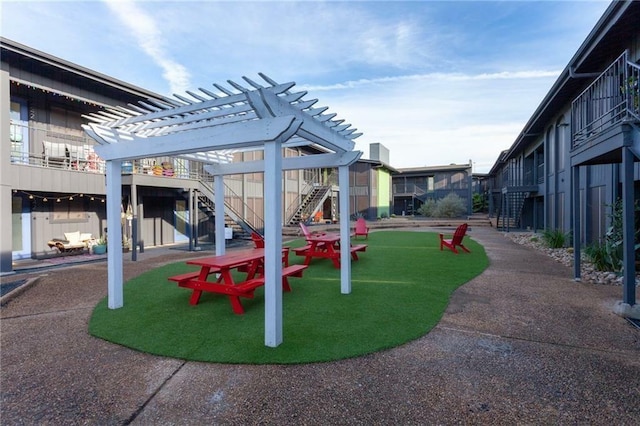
[82,73,363,347]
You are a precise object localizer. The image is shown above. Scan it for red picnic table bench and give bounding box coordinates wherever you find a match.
[167,248,307,314]
[293,232,367,269]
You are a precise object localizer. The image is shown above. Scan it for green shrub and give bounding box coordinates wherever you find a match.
[417,194,467,218]
[434,193,467,218]
[472,193,487,213]
[417,199,437,217]
[579,199,640,272]
[542,228,567,248]
[584,241,615,272]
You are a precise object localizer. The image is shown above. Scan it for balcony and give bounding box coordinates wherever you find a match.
[571,51,640,165]
[8,121,198,179]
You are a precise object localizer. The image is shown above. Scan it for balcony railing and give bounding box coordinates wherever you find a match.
[572,50,640,148]
[8,121,209,179]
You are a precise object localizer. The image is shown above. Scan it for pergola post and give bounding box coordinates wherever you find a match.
[106,159,123,309]
[621,146,636,306]
[264,138,283,347]
[339,164,352,294]
[214,175,225,256]
[572,165,581,281]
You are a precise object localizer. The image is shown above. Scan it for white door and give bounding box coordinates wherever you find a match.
[12,196,31,260]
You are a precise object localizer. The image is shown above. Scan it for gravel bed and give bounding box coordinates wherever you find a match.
[504,232,640,287]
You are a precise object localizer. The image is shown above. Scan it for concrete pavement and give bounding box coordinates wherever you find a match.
[1,227,639,424]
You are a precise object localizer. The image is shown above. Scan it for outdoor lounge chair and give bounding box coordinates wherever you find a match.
[353,217,369,239]
[439,223,471,254]
[42,141,69,168]
[47,231,93,254]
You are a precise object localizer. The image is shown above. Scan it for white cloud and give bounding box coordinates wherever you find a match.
[102,0,191,94]
[300,70,561,92]
[314,70,559,173]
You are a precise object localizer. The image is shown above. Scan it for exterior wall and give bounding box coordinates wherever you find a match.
[350,162,373,220]
[376,168,391,218]
[1,70,14,270]
[488,2,640,243]
[391,165,472,216]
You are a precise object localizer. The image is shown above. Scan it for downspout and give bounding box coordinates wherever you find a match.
[544,131,549,231]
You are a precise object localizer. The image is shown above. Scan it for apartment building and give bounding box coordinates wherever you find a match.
[0,38,333,274]
[487,0,639,307]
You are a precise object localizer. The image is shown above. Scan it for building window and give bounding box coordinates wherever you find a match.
[451,172,466,189]
[547,127,555,175]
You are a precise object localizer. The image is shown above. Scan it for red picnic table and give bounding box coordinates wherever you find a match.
[293,233,367,269]
[167,248,307,314]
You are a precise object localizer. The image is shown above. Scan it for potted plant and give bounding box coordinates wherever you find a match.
[122,235,130,253]
[93,236,107,255]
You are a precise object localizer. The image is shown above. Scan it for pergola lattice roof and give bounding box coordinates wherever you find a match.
[82,73,362,165]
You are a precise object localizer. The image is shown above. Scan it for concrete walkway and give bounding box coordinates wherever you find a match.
[1,227,639,424]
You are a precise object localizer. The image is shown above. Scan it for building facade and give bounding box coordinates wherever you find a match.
[488,1,640,240]
[1,38,395,274]
[0,38,323,273]
[392,162,473,216]
[486,1,639,307]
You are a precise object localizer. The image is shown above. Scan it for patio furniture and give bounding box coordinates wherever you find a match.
[42,141,68,168]
[353,217,369,239]
[168,248,307,314]
[47,231,94,253]
[439,223,471,254]
[293,233,367,268]
[248,232,306,291]
[250,232,265,248]
[299,222,325,239]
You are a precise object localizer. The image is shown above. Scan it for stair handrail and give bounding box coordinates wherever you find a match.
[284,179,316,224]
[197,178,263,235]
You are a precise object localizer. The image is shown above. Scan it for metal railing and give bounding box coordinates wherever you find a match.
[8,121,214,179]
[572,51,640,148]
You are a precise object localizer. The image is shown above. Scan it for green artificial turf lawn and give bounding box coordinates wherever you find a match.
[89,230,488,364]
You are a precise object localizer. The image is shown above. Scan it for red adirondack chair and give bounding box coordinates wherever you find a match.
[250,232,264,248]
[439,223,471,254]
[299,222,326,240]
[353,217,369,239]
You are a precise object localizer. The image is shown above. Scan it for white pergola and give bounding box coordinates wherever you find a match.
[82,73,363,347]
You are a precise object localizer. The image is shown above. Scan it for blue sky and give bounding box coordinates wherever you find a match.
[1,0,611,172]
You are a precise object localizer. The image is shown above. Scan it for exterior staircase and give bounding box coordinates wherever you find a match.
[182,180,262,240]
[498,191,527,231]
[287,185,332,225]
